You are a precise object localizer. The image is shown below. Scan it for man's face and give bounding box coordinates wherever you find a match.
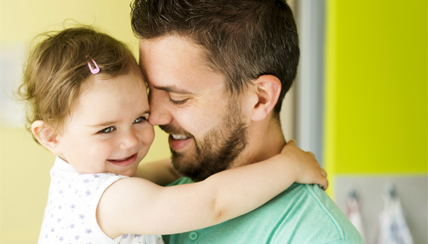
[139,35,249,181]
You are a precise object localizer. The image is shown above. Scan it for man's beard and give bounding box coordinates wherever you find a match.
[160,104,248,182]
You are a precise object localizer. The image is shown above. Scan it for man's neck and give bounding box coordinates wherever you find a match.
[229,118,286,168]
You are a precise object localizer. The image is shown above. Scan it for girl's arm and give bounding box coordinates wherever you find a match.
[134,158,181,186]
[97,139,327,238]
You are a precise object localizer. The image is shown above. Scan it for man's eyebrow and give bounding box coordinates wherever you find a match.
[89,109,150,127]
[153,85,194,95]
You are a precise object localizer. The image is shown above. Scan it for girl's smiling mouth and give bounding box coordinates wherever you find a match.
[107,153,138,167]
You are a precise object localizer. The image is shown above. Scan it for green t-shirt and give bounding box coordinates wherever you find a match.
[163,178,364,244]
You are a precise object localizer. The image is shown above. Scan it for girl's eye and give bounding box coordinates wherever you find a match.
[99,126,115,134]
[134,116,148,124]
[169,98,189,105]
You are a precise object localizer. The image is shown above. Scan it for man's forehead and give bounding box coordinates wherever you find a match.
[138,36,226,93]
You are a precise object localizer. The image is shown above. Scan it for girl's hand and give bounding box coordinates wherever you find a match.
[281,139,328,190]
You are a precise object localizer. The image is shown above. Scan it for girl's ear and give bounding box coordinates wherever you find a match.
[250,75,282,122]
[31,121,62,155]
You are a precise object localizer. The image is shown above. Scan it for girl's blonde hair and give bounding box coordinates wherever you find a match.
[18,26,137,142]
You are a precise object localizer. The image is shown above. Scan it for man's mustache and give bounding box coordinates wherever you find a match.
[159,124,193,138]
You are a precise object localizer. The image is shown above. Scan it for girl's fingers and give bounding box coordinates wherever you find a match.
[287,139,296,146]
[318,179,329,191]
[306,151,316,158]
[321,169,327,177]
[317,170,328,190]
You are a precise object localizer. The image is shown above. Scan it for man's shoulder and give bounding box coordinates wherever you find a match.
[165,179,363,244]
[266,183,364,243]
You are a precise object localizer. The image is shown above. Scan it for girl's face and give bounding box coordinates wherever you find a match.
[55,69,154,177]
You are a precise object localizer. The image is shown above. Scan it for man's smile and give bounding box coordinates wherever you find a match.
[171,134,190,140]
[169,134,193,151]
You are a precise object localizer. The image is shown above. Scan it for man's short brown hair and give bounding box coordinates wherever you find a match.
[131,0,299,115]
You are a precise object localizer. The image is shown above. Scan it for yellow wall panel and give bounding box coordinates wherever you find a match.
[1,0,137,48]
[325,0,427,175]
[1,128,55,242]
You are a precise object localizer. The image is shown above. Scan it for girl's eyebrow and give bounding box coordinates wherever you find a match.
[90,120,118,127]
[89,109,150,127]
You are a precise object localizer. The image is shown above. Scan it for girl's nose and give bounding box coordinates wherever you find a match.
[118,130,139,150]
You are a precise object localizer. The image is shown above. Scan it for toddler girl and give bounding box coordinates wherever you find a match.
[19,26,327,244]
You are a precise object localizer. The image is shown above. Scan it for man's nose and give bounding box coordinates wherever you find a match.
[148,90,173,126]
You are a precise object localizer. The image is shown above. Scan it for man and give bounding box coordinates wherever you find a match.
[131,0,364,243]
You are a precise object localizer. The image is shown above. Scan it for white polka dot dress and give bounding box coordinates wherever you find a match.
[38,157,164,244]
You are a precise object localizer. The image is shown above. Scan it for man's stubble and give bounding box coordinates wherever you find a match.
[161,100,248,182]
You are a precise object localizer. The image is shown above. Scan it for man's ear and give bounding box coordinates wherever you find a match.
[250,75,281,122]
[31,121,62,155]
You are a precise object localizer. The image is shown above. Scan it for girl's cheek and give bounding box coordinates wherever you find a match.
[144,126,155,145]
[139,126,155,147]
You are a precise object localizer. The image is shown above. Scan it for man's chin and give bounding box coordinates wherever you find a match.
[171,151,206,181]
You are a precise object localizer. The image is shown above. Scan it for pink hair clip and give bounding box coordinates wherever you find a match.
[86,55,100,74]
